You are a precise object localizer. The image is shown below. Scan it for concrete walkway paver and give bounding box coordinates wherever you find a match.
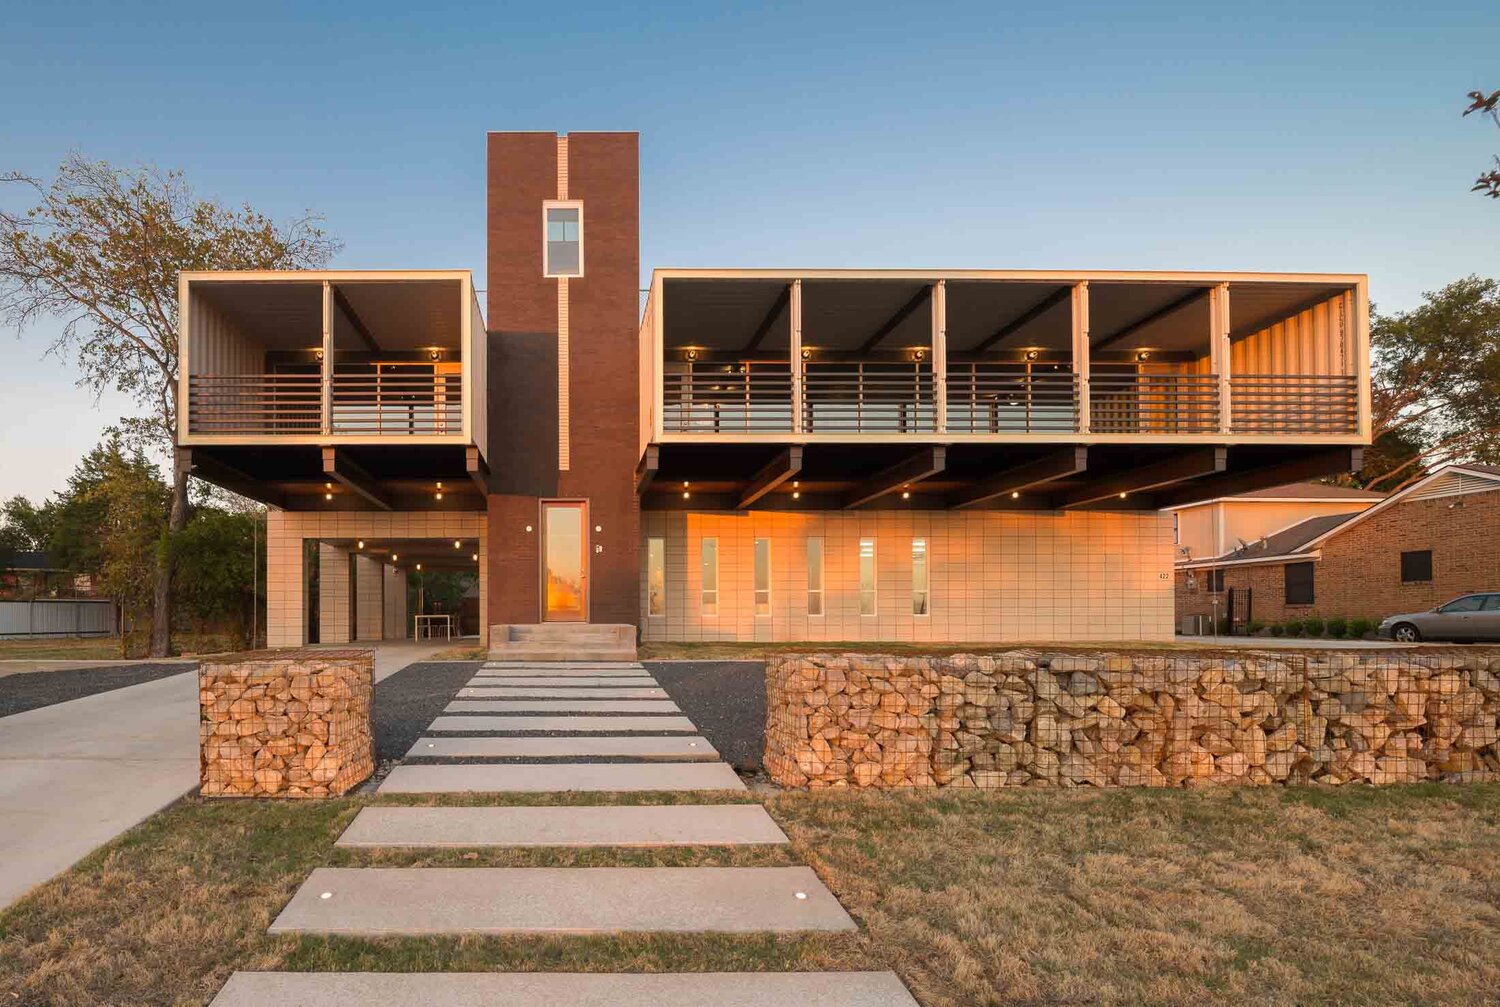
[427,714,698,733]
[475,665,650,677]
[406,735,718,759]
[445,698,680,713]
[378,761,746,793]
[211,970,918,1006]
[464,675,657,687]
[458,686,669,699]
[270,866,856,934]
[336,804,787,848]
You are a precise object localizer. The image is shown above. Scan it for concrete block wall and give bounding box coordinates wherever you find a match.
[383,565,408,640]
[265,511,486,648]
[355,554,384,642]
[640,509,1176,643]
[317,543,351,644]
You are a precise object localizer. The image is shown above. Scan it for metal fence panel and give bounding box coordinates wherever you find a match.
[0,599,116,638]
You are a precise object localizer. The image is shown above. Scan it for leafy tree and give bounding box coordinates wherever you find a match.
[0,155,338,656]
[0,496,56,555]
[1366,276,1500,490]
[171,506,263,645]
[1465,89,1500,199]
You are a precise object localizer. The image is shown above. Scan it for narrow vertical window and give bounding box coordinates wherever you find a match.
[912,538,929,616]
[700,537,718,616]
[806,537,824,617]
[544,202,583,277]
[646,537,665,617]
[859,538,877,616]
[753,538,772,616]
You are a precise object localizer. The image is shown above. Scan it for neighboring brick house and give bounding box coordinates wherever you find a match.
[1176,465,1500,628]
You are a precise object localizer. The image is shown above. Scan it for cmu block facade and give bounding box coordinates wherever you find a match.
[643,509,1176,643]
[1178,486,1500,625]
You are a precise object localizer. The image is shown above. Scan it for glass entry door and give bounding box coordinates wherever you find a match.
[542,501,588,622]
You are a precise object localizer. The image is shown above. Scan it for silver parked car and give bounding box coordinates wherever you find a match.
[1378,593,1500,643]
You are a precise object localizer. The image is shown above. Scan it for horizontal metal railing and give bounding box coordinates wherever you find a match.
[946,365,1079,433]
[662,364,794,433]
[1230,374,1359,434]
[803,361,936,433]
[1089,372,1221,434]
[187,373,322,434]
[330,372,462,435]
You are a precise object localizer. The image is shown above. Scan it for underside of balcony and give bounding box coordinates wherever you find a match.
[637,441,1364,512]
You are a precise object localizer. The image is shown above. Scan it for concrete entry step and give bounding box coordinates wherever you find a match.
[466,675,657,687]
[211,971,918,1006]
[489,623,637,663]
[446,699,680,714]
[378,761,745,793]
[336,803,788,848]
[406,736,719,760]
[269,866,856,935]
[427,715,698,733]
[457,686,668,699]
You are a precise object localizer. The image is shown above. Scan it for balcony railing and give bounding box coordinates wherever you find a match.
[1230,374,1358,434]
[330,371,462,435]
[947,365,1079,433]
[187,374,322,435]
[662,363,794,433]
[655,359,1360,438]
[803,361,936,433]
[1089,372,1221,435]
[187,370,462,437]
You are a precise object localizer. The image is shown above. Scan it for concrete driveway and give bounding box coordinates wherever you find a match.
[0,638,463,910]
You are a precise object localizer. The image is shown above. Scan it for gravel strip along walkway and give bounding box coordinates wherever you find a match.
[645,660,765,770]
[0,662,195,719]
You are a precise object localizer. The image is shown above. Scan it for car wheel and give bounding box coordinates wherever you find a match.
[1392,623,1421,643]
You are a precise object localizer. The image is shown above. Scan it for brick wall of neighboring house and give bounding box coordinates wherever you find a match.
[1176,487,1500,626]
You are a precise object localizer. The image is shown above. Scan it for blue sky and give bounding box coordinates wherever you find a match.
[2,0,1496,500]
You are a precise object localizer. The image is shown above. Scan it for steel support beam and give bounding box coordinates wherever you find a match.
[465,446,490,497]
[1092,287,1210,351]
[1155,447,1363,509]
[844,446,946,509]
[971,286,1071,354]
[635,445,659,496]
[737,446,803,509]
[322,447,394,511]
[176,448,286,509]
[1056,446,1226,509]
[949,447,1088,509]
[858,285,932,354]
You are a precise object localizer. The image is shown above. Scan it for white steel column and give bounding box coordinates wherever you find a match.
[1070,282,1090,433]
[320,281,333,435]
[790,279,804,435]
[932,279,947,432]
[1209,283,1232,434]
[1352,280,1371,441]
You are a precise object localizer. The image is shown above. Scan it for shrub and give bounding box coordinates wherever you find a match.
[1284,618,1304,637]
[1350,617,1374,639]
[1246,618,1266,635]
[1303,616,1326,637]
[1326,616,1348,638]
[1269,622,1286,637]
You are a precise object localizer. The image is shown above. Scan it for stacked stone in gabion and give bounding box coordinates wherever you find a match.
[765,651,1500,790]
[199,649,374,798]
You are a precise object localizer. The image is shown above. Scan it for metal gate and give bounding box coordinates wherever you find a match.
[1226,587,1253,635]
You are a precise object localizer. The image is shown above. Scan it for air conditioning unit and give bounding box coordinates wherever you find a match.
[1180,614,1213,635]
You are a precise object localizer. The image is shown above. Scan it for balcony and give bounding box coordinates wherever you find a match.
[637,270,1371,512]
[177,271,489,512]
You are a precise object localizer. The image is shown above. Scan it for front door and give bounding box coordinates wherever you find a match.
[542,501,588,622]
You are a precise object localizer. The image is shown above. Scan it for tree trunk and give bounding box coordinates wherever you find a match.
[149,459,191,658]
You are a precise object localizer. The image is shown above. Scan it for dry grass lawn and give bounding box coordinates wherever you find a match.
[2,785,1498,1006]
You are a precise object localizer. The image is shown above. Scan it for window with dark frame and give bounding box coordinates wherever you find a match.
[1207,568,1225,593]
[1400,549,1433,584]
[1284,561,1315,606]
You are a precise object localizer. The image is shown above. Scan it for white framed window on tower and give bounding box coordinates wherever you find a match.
[912,538,929,616]
[753,538,772,616]
[700,537,719,616]
[806,537,824,617]
[543,201,583,277]
[646,537,665,617]
[858,538,877,616]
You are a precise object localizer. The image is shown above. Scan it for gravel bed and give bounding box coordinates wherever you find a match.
[646,660,766,770]
[371,661,483,763]
[0,662,195,719]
